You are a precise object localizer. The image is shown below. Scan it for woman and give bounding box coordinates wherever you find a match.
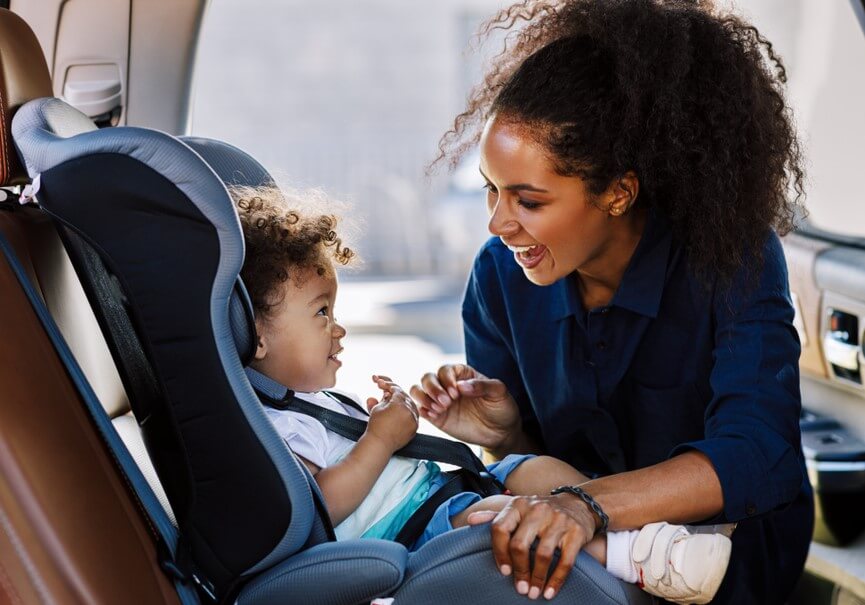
[411,1,813,603]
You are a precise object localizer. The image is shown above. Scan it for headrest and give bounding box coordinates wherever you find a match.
[13,97,314,593]
[11,103,262,364]
[0,8,53,186]
[181,136,275,189]
[180,136,278,365]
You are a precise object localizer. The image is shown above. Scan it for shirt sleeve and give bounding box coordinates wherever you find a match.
[462,243,541,441]
[670,233,805,522]
[264,407,330,470]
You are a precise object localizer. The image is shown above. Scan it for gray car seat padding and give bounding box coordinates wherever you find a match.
[14,98,315,589]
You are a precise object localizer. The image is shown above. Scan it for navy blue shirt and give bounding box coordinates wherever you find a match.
[462,211,813,604]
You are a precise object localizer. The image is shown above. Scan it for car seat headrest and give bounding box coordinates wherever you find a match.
[0,8,54,186]
[11,101,262,365]
[180,136,279,366]
[181,136,276,189]
[13,96,315,596]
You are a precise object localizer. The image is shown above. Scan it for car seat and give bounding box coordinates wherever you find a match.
[10,39,651,605]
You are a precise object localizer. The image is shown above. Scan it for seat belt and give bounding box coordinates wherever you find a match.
[256,388,506,547]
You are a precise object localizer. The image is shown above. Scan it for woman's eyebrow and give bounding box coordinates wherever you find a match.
[479,168,549,193]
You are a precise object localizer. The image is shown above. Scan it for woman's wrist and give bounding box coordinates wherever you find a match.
[550,486,609,535]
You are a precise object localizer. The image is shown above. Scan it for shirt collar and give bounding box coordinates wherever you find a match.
[551,208,673,320]
[245,366,290,400]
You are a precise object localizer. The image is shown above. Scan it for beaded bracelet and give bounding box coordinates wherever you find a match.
[550,485,609,534]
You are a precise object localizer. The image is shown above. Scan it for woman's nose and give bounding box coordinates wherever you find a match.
[487,199,519,236]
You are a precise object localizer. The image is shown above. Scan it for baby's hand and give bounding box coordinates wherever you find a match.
[365,375,419,452]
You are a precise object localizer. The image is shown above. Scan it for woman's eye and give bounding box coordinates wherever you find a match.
[482,182,497,194]
[518,199,541,210]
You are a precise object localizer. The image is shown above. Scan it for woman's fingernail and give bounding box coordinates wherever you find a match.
[516,581,529,595]
[428,411,438,419]
[544,587,556,600]
[528,586,541,600]
[500,564,511,576]
[448,387,458,399]
[437,395,450,406]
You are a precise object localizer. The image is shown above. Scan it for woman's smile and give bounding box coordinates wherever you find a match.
[506,242,548,269]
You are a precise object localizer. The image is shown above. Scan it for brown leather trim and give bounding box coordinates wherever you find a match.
[0,8,53,186]
[0,221,179,604]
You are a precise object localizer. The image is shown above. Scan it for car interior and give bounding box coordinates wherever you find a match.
[1,1,864,604]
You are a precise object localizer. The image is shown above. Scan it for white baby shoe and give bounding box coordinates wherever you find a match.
[631,522,732,604]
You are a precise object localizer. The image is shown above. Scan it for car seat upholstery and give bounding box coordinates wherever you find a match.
[0,8,187,604]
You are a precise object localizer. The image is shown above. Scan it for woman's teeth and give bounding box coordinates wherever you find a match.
[508,244,540,259]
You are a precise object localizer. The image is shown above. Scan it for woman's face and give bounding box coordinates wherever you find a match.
[479,116,627,286]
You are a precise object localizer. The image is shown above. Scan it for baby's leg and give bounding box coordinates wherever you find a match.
[503,455,591,495]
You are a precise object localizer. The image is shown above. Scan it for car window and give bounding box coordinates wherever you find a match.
[729,0,865,242]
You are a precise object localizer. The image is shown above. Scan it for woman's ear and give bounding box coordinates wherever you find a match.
[607,171,640,216]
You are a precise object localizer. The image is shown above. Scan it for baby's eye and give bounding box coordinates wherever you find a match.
[316,306,328,317]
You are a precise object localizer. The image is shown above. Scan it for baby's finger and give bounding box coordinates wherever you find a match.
[371,374,394,383]
[419,372,452,409]
[365,397,379,412]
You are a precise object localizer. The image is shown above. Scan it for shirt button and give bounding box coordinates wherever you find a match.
[746,504,757,515]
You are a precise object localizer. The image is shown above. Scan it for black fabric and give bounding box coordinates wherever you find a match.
[38,153,292,600]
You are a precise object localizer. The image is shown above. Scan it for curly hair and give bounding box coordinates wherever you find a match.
[232,186,355,318]
[437,0,805,285]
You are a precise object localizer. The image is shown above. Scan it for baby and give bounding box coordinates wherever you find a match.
[234,185,731,604]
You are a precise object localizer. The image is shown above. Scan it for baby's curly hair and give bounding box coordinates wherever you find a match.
[232,186,355,319]
[437,0,805,285]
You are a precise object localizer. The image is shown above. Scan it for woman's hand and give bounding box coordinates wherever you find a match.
[410,363,522,451]
[364,375,419,453]
[468,494,598,601]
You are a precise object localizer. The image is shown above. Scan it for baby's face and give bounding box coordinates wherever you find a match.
[253,264,345,392]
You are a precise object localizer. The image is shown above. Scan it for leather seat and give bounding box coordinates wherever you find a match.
[0,8,182,603]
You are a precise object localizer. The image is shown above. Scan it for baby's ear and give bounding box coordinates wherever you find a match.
[253,332,268,361]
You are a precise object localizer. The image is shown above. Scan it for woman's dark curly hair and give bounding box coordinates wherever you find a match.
[437,0,805,285]
[232,186,356,319]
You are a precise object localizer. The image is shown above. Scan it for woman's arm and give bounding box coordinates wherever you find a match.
[478,450,722,600]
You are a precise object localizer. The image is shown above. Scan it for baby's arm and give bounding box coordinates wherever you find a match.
[312,378,419,525]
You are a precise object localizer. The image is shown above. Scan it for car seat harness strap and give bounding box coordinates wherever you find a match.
[257,388,506,546]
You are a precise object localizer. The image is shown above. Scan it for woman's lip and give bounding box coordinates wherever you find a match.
[513,245,548,269]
